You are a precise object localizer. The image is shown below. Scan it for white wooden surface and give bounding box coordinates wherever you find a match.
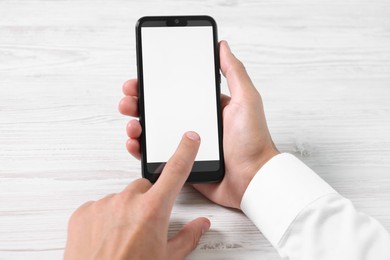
[1,0,390,259]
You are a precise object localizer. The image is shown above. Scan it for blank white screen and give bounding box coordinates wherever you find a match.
[141,26,219,163]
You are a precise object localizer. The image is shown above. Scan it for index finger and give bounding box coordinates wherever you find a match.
[219,40,259,101]
[150,132,200,207]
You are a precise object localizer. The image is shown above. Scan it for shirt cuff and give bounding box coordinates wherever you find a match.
[240,153,337,247]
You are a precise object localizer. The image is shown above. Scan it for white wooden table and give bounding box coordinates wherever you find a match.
[1,0,390,259]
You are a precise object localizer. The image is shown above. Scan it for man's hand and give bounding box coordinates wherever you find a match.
[119,40,279,209]
[64,132,210,260]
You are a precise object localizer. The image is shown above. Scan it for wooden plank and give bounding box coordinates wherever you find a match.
[1,0,390,259]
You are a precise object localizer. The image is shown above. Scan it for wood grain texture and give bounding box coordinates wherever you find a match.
[1,0,390,259]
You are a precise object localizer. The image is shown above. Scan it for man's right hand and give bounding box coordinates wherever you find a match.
[118,40,279,209]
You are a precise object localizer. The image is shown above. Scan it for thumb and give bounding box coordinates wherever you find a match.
[219,40,259,101]
[167,217,210,259]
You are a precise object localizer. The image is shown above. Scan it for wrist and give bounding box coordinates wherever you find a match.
[238,146,280,209]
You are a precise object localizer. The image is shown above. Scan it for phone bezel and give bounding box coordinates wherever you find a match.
[135,16,224,183]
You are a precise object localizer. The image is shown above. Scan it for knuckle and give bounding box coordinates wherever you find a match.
[225,58,247,79]
[137,178,152,188]
[68,211,80,227]
[232,59,246,73]
[106,193,133,219]
[112,192,128,209]
[251,90,262,103]
[68,201,92,227]
[123,178,152,194]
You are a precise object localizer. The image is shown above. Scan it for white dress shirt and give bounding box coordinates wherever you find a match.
[241,153,390,260]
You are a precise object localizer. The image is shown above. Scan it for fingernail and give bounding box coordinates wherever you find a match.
[186,131,200,141]
[202,220,211,234]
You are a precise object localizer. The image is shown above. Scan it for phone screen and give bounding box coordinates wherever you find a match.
[137,16,224,182]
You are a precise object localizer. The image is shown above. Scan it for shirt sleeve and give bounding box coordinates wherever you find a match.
[240,153,390,260]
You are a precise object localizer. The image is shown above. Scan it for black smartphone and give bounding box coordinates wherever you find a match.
[135,16,224,183]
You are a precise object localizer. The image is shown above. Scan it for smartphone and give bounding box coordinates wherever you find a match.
[135,16,224,183]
